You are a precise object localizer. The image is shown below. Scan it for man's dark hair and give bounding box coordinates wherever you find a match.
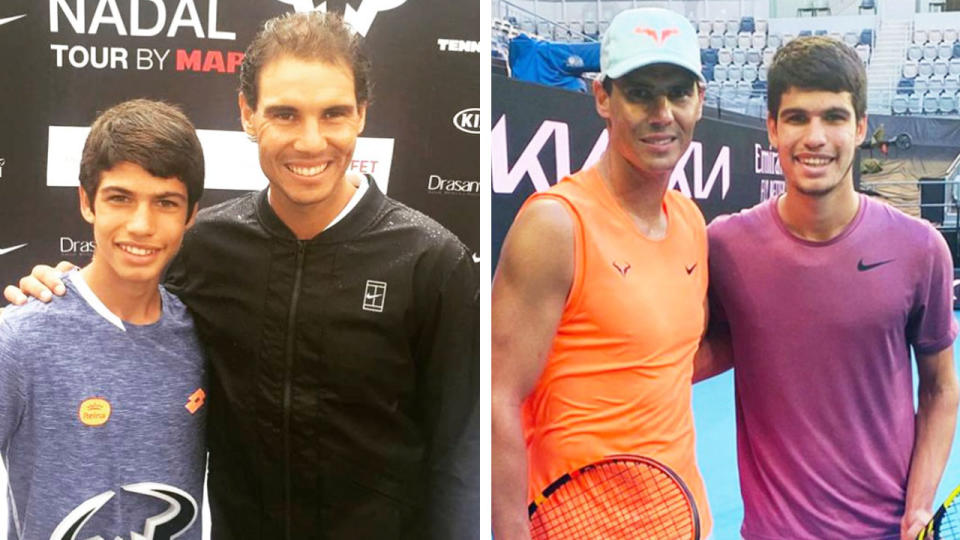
[239,11,372,110]
[767,36,867,120]
[79,99,204,218]
[600,67,701,97]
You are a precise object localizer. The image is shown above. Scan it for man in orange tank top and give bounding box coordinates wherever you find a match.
[493,8,715,539]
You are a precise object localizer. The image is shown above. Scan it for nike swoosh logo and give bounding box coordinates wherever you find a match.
[0,14,27,27]
[685,263,697,274]
[365,293,382,300]
[857,258,895,271]
[0,243,27,255]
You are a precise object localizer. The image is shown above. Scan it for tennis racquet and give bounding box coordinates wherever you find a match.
[528,454,700,540]
[918,482,960,539]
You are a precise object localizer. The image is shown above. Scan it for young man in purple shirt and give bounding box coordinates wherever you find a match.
[700,36,960,539]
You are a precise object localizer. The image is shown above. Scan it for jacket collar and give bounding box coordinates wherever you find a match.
[254,174,386,243]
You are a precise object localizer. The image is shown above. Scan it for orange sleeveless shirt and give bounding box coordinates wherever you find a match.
[521,167,712,536]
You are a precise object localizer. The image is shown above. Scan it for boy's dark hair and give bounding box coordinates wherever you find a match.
[767,36,867,120]
[239,11,372,110]
[79,99,204,217]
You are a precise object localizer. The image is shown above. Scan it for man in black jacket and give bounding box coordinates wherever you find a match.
[5,12,479,540]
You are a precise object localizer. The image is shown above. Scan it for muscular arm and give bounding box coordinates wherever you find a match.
[693,319,733,383]
[492,199,574,540]
[901,345,960,539]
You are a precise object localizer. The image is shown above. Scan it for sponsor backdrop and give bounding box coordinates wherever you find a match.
[492,74,773,269]
[0,0,479,287]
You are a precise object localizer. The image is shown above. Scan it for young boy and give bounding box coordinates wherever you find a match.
[0,99,206,539]
[701,37,959,539]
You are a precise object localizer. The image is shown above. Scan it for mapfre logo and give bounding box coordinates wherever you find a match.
[52,482,198,540]
[453,108,480,135]
[276,0,408,36]
[427,174,479,196]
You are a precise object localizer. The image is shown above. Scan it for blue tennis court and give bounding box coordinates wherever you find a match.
[693,319,960,539]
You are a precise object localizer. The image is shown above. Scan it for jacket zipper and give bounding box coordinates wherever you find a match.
[283,241,306,539]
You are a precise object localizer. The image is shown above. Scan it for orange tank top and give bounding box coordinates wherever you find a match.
[521,167,712,536]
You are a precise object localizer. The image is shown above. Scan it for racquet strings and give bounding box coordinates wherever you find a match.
[529,459,695,540]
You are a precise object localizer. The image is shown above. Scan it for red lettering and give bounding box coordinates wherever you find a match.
[227,51,244,73]
[202,51,225,73]
[176,49,202,71]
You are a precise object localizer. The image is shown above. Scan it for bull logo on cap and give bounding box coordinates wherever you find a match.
[634,26,680,46]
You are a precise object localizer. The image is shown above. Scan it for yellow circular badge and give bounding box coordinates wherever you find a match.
[78,397,111,427]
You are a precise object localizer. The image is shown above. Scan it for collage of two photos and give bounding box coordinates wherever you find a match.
[3,0,960,538]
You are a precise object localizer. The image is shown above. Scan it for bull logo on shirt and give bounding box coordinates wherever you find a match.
[51,482,197,540]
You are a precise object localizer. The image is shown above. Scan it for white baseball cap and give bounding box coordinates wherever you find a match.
[601,8,705,83]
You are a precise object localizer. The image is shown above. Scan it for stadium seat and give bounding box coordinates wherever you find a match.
[856,44,871,63]
[903,60,920,78]
[705,87,719,108]
[738,32,752,49]
[908,92,923,114]
[714,64,728,82]
[727,64,743,81]
[897,77,915,94]
[724,33,738,49]
[860,29,874,46]
[929,75,945,94]
[758,64,768,82]
[732,48,747,66]
[701,48,719,66]
[702,64,715,82]
[747,96,766,117]
[935,59,950,77]
[915,29,928,45]
[944,28,958,44]
[930,29,943,45]
[799,30,813,37]
[859,0,877,14]
[919,60,935,78]
[740,16,756,34]
[746,48,762,65]
[954,42,960,58]
[907,44,923,62]
[762,48,775,66]
[951,58,960,75]
[699,33,711,49]
[736,80,753,98]
[720,81,737,106]
[829,32,843,43]
[718,48,733,65]
[756,20,768,34]
[940,43,954,60]
[843,32,859,47]
[892,95,908,114]
[727,20,740,35]
[698,21,713,34]
[752,79,768,97]
[945,74,960,93]
[713,20,727,35]
[767,33,782,49]
[815,30,828,37]
[923,91,941,114]
[925,43,939,61]
[710,34,725,50]
[752,32,766,50]
[939,93,956,114]
[583,20,598,38]
[915,77,930,95]
[742,64,758,82]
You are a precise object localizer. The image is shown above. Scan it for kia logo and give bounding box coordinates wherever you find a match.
[453,108,480,134]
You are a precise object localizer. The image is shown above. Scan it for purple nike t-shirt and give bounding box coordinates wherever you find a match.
[708,194,958,540]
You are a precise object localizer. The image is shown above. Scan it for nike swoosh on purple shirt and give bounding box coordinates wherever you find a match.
[0,243,27,256]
